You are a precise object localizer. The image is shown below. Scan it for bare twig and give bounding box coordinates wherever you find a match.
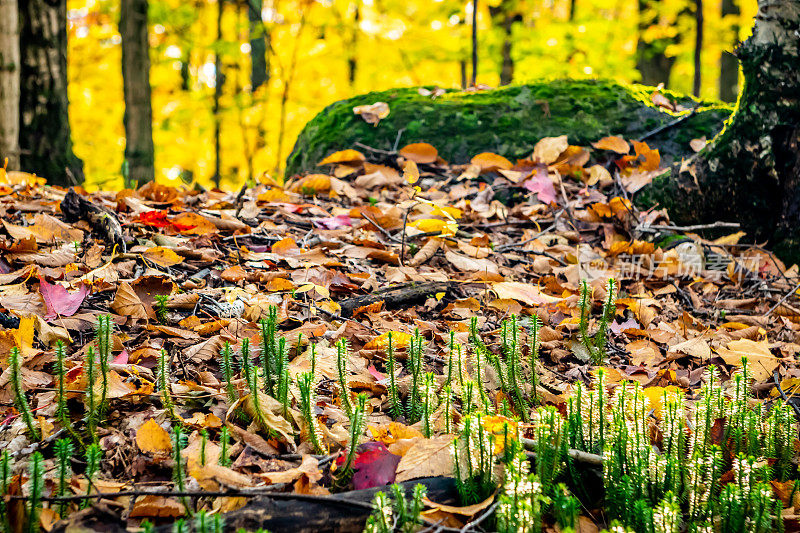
[765,280,800,316]
[520,437,603,466]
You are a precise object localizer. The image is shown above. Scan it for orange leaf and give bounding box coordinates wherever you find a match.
[470,152,513,172]
[631,141,661,171]
[170,212,218,235]
[271,237,301,256]
[317,149,366,166]
[592,135,630,154]
[267,277,295,291]
[399,143,438,164]
[136,419,172,454]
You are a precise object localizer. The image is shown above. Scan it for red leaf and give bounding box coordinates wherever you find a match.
[523,169,557,204]
[39,277,89,320]
[138,210,171,228]
[352,442,400,490]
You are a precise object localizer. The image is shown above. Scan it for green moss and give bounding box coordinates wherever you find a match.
[286,79,732,176]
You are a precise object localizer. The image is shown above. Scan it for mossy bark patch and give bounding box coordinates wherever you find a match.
[286,79,731,176]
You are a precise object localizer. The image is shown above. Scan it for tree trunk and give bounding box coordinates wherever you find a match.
[120,0,155,186]
[719,0,740,102]
[18,0,83,185]
[693,0,703,96]
[213,0,224,188]
[636,0,677,87]
[249,0,268,91]
[489,1,517,86]
[640,0,800,263]
[0,0,20,170]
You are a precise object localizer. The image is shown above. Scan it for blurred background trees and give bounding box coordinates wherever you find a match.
[2,0,756,188]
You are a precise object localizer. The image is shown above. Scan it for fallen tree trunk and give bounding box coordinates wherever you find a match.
[286,79,732,176]
[638,0,800,264]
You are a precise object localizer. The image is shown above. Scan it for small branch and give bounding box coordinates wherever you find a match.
[765,280,800,316]
[772,371,800,437]
[638,221,741,233]
[520,437,603,466]
[638,108,698,142]
[361,212,402,243]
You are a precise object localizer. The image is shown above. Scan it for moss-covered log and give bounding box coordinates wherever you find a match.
[286,79,731,176]
[638,0,800,263]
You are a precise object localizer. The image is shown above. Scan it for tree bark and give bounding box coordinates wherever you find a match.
[249,0,269,91]
[489,1,517,86]
[120,0,155,186]
[693,0,703,96]
[636,0,677,87]
[640,0,800,263]
[18,0,84,185]
[719,0,740,102]
[0,0,20,170]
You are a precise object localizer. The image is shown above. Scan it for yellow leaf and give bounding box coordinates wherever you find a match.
[143,246,184,267]
[430,205,462,220]
[317,149,366,166]
[403,160,419,184]
[136,419,173,454]
[364,331,413,350]
[409,218,458,236]
[257,188,290,203]
[642,386,680,418]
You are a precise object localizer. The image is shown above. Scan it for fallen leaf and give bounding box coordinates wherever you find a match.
[39,277,89,320]
[352,442,401,490]
[532,135,569,164]
[470,152,513,172]
[395,435,455,482]
[136,419,172,455]
[399,143,438,164]
[592,135,630,154]
[318,149,366,166]
[716,338,780,382]
[110,282,149,320]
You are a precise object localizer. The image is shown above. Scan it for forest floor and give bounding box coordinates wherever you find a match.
[1,134,800,532]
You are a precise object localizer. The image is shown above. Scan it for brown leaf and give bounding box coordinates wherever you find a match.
[395,435,455,482]
[110,282,149,319]
[532,135,569,164]
[129,496,185,518]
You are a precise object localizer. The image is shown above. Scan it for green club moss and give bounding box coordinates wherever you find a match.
[285,79,732,176]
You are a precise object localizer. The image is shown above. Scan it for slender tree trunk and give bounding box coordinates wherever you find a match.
[18,0,83,185]
[0,0,20,170]
[470,0,478,86]
[490,1,516,86]
[693,0,703,96]
[641,0,800,263]
[213,0,224,188]
[347,2,359,87]
[249,0,268,91]
[719,0,740,102]
[569,0,577,21]
[120,0,155,186]
[635,0,677,86]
